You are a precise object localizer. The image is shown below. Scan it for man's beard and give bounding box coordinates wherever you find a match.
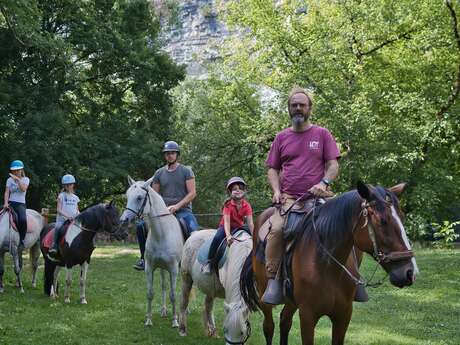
[291,113,308,128]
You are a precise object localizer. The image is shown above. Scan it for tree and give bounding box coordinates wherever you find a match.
[0,0,184,208]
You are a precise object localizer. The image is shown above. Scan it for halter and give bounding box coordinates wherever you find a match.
[224,320,251,345]
[312,197,414,287]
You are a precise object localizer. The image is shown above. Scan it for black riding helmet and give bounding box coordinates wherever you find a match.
[162,141,180,153]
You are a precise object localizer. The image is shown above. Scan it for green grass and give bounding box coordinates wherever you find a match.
[0,246,458,345]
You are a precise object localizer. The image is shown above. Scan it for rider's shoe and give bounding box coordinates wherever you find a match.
[261,279,285,305]
[48,247,59,257]
[133,258,145,271]
[201,262,212,274]
[353,284,369,302]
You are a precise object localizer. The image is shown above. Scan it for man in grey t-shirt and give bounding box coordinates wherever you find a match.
[133,141,199,270]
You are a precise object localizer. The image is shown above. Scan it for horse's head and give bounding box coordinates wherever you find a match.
[119,175,154,231]
[102,200,126,240]
[223,301,251,345]
[354,181,418,288]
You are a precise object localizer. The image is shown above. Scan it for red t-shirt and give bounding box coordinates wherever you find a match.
[218,199,253,229]
[265,125,340,198]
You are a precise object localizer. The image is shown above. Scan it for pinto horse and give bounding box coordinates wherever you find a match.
[40,201,125,303]
[240,182,418,345]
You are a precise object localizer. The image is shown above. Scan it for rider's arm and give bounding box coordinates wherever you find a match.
[267,168,282,203]
[247,215,254,234]
[174,178,196,210]
[223,213,232,239]
[17,178,28,192]
[323,159,339,183]
[56,196,71,219]
[3,186,9,207]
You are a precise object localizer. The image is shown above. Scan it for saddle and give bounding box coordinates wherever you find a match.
[197,229,247,270]
[0,207,32,233]
[42,222,72,250]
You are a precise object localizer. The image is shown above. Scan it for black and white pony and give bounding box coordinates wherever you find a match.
[40,201,126,304]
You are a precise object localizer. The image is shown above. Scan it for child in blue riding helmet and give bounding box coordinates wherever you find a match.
[3,160,30,250]
[48,174,80,257]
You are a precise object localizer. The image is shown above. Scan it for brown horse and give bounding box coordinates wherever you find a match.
[240,182,418,345]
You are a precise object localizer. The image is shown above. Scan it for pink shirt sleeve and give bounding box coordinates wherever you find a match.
[323,129,341,161]
[265,134,282,169]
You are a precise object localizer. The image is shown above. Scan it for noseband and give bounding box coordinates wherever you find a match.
[224,320,251,345]
[124,186,152,219]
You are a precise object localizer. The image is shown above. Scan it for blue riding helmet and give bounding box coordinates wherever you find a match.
[10,160,24,171]
[61,174,76,185]
[162,141,180,153]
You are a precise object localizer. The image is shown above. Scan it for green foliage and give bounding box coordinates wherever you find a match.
[0,0,184,208]
[174,0,460,233]
[432,220,460,248]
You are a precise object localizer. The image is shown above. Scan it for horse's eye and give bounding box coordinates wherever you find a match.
[385,195,392,203]
[137,196,142,201]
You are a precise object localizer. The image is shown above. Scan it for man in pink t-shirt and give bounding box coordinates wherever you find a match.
[261,87,341,305]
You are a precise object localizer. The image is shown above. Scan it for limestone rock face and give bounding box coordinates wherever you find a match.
[160,0,232,77]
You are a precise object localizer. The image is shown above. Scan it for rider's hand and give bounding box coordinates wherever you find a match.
[226,235,234,246]
[2,204,8,209]
[309,183,334,198]
[272,190,282,204]
[168,205,178,214]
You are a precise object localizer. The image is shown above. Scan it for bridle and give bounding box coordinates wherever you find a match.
[124,186,171,221]
[224,320,251,345]
[312,196,414,287]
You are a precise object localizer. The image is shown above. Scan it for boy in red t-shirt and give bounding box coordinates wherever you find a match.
[203,177,254,274]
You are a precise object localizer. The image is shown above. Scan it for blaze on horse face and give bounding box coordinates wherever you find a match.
[355,181,418,288]
[119,176,154,231]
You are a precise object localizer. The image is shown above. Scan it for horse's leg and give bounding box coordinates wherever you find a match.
[169,264,179,328]
[259,303,275,345]
[330,303,353,345]
[203,295,217,337]
[160,269,167,318]
[298,305,318,345]
[51,266,61,298]
[145,260,155,326]
[0,252,4,293]
[64,267,72,303]
[79,261,89,304]
[13,250,24,293]
[280,302,298,345]
[30,242,40,288]
[178,272,193,336]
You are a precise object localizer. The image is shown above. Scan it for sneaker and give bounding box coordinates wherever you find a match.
[48,247,58,257]
[133,259,145,271]
[201,263,212,274]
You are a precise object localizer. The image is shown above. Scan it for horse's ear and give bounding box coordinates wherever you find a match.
[388,183,407,196]
[107,200,115,208]
[127,175,135,186]
[357,180,371,200]
[143,176,155,189]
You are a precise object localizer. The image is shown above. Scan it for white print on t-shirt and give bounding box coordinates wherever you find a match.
[309,141,320,150]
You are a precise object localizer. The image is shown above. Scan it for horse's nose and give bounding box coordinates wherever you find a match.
[407,269,414,283]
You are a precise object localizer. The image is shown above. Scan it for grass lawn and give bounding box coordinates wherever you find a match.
[0,246,458,345]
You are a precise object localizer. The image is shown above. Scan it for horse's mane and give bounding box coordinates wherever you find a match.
[298,191,363,254]
[75,203,106,229]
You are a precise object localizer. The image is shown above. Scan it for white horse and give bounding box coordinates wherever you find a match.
[120,176,184,328]
[179,229,253,345]
[0,208,44,293]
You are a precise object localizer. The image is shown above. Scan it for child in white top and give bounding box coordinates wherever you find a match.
[49,174,80,257]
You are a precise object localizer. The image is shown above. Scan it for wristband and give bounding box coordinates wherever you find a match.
[321,178,331,187]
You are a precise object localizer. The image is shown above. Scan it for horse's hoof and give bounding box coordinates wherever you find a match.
[178,328,187,337]
[32,282,37,288]
[145,319,153,327]
[0,288,4,294]
[172,319,179,328]
[160,307,167,318]
[80,298,88,305]
[64,297,70,303]
[20,288,24,294]
[207,328,217,338]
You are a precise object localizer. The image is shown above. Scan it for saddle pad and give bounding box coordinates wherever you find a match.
[197,230,246,269]
[42,224,70,249]
[3,211,37,233]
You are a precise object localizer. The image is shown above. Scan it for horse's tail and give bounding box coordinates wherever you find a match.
[43,257,57,296]
[240,254,260,312]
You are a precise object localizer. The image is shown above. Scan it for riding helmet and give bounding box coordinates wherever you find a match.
[162,141,180,153]
[9,160,24,170]
[61,174,76,185]
[226,176,247,191]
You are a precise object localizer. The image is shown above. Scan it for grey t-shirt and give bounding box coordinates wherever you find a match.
[152,164,195,210]
[6,177,30,204]
[56,192,80,227]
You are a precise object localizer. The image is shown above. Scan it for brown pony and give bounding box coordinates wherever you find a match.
[240,182,418,345]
